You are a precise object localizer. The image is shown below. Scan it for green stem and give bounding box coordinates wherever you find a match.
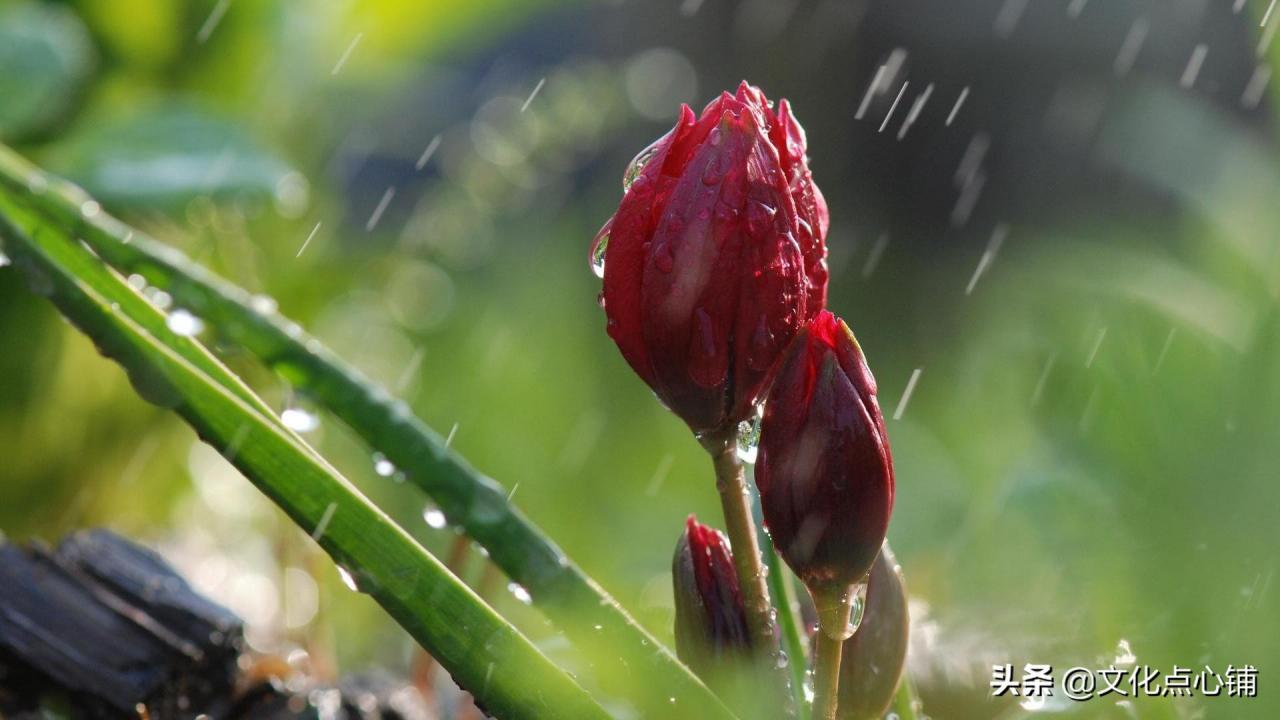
[890,672,921,720]
[703,430,795,718]
[763,533,811,720]
[0,144,738,720]
[812,631,844,720]
[812,587,855,720]
[705,433,776,651]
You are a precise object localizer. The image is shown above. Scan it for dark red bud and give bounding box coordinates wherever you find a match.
[755,310,894,595]
[672,515,751,675]
[838,544,910,720]
[598,81,829,435]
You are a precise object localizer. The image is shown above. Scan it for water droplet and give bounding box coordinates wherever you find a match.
[423,505,447,529]
[687,308,727,388]
[80,200,101,219]
[337,566,358,591]
[623,139,663,191]
[1114,638,1137,665]
[747,315,777,372]
[372,452,396,477]
[166,309,204,337]
[844,582,870,638]
[702,157,726,186]
[736,409,762,464]
[127,273,147,290]
[654,244,674,273]
[746,200,777,236]
[281,407,320,433]
[590,218,612,279]
[507,582,533,605]
[250,294,278,315]
[775,650,789,668]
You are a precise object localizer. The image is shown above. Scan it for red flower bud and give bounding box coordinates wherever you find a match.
[755,310,894,595]
[838,544,910,720]
[596,82,829,435]
[672,515,751,674]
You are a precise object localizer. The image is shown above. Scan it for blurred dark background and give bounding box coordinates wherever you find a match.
[2,1,1278,717]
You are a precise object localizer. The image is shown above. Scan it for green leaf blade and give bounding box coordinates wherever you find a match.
[0,209,612,720]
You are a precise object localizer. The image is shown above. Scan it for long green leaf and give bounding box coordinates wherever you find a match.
[0,208,612,720]
[0,144,736,720]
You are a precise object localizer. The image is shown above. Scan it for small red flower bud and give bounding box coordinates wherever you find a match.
[672,515,751,674]
[755,310,894,596]
[596,81,829,435]
[838,544,910,720]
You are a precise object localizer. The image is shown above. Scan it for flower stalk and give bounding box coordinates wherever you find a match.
[702,428,796,718]
[703,429,776,652]
[812,584,858,720]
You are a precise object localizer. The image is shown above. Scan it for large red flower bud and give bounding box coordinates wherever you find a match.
[838,544,910,720]
[672,515,751,674]
[755,310,894,596]
[595,82,829,435]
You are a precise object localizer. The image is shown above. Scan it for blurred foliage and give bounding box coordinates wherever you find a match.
[1,0,1279,718]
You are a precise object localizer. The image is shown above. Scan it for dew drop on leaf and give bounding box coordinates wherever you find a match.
[507,582,533,605]
[423,505,447,529]
[250,294,278,315]
[166,309,204,337]
[372,452,396,477]
[281,407,319,433]
[337,566,358,591]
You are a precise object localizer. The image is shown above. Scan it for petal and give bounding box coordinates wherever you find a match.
[641,107,757,431]
[602,105,696,386]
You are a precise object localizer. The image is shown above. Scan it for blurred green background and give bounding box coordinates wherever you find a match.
[1,0,1277,717]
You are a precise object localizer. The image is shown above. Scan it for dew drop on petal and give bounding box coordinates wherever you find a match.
[589,219,612,279]
[687,307,727,388]
[654,243,675,273]
[747,316,776,372]
[623,138,663,191]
